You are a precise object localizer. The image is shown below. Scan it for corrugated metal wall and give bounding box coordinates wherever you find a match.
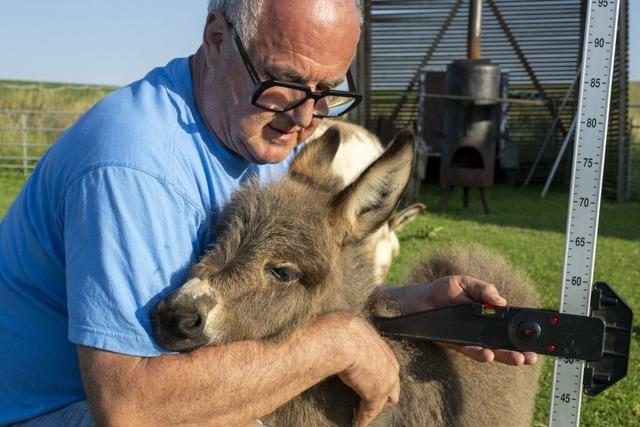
[363,0,629,199]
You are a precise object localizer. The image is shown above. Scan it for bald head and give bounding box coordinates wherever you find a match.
[209,0,362,48]
[254,0,361,81]
[259,0,361,38]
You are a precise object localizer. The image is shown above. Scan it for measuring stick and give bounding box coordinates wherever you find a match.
[548,0,621,426]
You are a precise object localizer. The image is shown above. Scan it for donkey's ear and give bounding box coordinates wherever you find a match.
[288,125,341,185]
[389,202,425,232]
[331,129,415,242]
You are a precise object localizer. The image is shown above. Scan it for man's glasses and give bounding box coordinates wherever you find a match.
[232,29,362,118]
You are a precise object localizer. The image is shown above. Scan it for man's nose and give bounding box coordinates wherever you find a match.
[287,98,315,129]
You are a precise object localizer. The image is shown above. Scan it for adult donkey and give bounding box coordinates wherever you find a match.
[153,127,541,426]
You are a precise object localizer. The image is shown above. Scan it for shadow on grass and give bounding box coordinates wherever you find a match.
[415,184,640,242]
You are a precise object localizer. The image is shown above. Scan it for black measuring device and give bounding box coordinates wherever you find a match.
[373,281,632,396]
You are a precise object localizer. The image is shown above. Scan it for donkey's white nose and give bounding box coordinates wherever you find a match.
[181,277,209,298]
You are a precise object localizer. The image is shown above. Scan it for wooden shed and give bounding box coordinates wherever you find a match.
[350,0,630,201]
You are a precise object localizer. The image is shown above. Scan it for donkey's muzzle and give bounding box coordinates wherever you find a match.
[152,292,215,352]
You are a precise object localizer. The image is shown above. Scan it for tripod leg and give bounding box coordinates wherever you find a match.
[479,187,492,214]
[463,187,470,209]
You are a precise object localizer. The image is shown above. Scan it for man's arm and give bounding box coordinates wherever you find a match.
[78,312,400,427]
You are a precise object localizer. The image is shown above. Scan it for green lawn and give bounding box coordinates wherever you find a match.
[1,177,638,426]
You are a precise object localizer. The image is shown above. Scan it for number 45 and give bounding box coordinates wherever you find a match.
[560,393,572,403]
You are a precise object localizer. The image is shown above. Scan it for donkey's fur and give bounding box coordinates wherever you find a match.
[153,126,541,426]
[267,244,541,427]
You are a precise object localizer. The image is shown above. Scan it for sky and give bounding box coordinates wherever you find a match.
[0,1,208,86]
[0,0,638,86]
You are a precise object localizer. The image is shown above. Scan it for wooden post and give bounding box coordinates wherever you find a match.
[20,114,28,177]
[344,3,369,127]
[616,0,627,202]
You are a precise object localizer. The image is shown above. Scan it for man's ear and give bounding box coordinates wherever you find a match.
[331,129,415,242]
[288,125,342,189]
[203,11,230,68]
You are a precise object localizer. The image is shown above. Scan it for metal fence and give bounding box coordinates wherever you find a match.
[0,109,80,175]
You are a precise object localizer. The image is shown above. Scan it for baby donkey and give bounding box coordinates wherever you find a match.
[153,127,541,426]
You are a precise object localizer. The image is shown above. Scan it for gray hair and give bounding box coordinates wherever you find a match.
[207,0,263,46]
[207,0,363,46]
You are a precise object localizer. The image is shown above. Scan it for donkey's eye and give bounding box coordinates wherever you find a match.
[267,266,300,283]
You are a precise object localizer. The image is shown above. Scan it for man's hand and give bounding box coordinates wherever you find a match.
[327,313,400,427]
[380,275,538,366]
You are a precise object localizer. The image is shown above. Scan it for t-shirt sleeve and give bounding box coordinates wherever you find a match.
[62,166,207,356]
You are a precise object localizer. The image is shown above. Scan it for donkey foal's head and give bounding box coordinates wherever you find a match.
[152,127,415,352]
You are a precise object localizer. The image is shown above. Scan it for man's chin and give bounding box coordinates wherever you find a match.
[250,139,297,164]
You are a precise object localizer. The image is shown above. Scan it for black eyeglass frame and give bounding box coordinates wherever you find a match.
[232,29,363,118]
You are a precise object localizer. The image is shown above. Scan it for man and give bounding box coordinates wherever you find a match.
[0,1,536,425]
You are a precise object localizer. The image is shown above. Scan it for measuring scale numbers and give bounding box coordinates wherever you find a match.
[549,1,630,426]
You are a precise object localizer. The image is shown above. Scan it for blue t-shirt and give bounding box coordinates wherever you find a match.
[0,57,295,424]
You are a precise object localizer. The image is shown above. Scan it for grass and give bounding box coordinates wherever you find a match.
[2,175,637,426]
[0,80,115,111]
[0,173,27,214]
[0,81,115,170]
